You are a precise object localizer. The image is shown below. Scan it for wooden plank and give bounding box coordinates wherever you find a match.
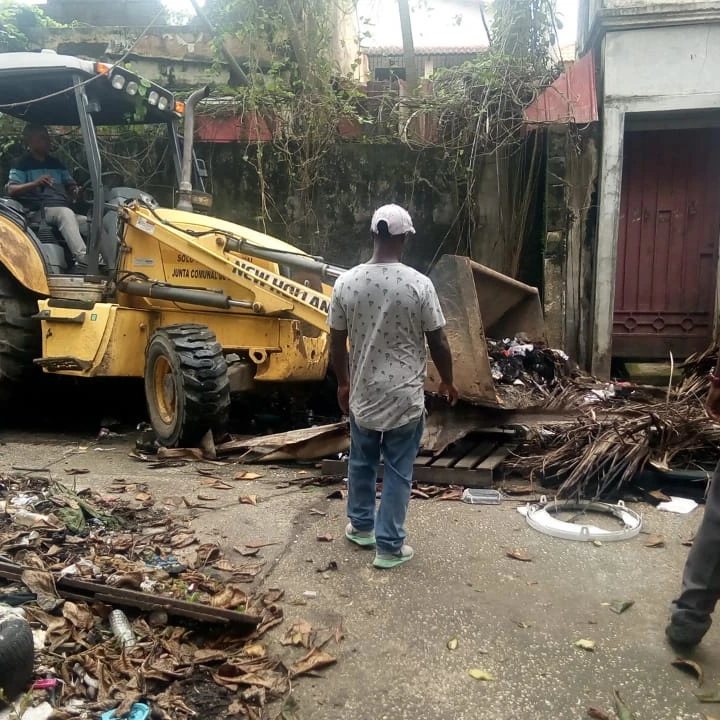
[430,435,481,468]
[474,445,515,483]
[0,561,259,629]
[454,441,498,470]
[414,454,436,467]
[320,459,493,488]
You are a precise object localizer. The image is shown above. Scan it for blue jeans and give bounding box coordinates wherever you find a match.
[347,415,424,554]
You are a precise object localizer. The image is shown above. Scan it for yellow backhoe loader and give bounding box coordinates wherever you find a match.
[0,51,545,446]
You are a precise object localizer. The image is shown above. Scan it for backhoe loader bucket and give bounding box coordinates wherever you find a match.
[427,255,546,406]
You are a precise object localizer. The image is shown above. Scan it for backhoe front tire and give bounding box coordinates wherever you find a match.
[0,268,40,408]
[145,324,230,447]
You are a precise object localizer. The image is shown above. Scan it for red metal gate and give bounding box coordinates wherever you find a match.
[613,128,720,359]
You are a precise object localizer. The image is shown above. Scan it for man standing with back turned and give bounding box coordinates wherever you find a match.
[329,204,458,569]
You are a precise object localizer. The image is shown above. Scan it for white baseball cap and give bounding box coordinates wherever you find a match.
[370,204,416,237]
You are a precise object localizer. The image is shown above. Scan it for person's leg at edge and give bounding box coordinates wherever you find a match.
[44,207,87,263]
[346,415,381,542]
[668,460,720,646]
[374,416,423,566]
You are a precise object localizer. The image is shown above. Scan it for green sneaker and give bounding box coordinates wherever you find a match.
[345,523,376,547]
[373,544,414,569]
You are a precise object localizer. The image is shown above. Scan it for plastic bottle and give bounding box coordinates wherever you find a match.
[109,609,136,648]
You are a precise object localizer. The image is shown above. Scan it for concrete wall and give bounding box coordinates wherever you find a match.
[592,22,720,375]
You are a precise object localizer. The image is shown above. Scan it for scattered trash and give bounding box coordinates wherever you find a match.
[526,498,642,542]
[302,591,318,598]
[20,702,54,720]
[316,561,338,573]
[672,658,704,686]
[316,533,334,542]
[467,668,494,681]
[109,609,136,649]
[613,689,638,719]
[506,549,532,562]
[235,472,263,481]
[697,687,720,703]
[658,497,698,514]
[288,648,337,677]
[447,636,459,651]
[608,600,634,615]
[100,703,151,720]
[462,488,503,505]
[575,639,596,651]
[644,534,665,548]
[587,708,613,720]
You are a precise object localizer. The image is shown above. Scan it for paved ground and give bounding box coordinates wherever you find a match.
[0,428,715,720]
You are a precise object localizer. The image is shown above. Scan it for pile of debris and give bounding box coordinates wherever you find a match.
[508,347,720,498]
[0,472,336,719]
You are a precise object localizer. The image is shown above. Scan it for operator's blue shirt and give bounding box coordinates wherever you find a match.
[7,154,75,211]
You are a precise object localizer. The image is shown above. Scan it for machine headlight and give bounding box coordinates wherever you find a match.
[157,96,169,111]
[111,74,126,90]
[148,90,159,106]
[126,81,139,96]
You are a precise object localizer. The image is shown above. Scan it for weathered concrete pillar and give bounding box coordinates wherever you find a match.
[591,105,625,378]
[544,231,566,348]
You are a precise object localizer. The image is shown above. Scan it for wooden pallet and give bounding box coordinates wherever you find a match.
[321,431,516,488]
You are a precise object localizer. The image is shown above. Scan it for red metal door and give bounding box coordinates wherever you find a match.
[613,128,720,358]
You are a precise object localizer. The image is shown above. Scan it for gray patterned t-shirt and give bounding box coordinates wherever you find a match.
[329,262,446,431]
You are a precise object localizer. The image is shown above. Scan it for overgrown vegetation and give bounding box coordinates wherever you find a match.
[0,2,62,52]
[201,0,560,267]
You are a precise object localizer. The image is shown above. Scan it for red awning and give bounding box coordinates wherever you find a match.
[524,52,598,125]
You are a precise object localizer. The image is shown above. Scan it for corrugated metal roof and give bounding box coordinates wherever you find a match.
[524,52,598,125]
[365,46,486,56]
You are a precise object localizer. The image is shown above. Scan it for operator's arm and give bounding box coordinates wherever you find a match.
[60,166,79,199]
[6,166,44,197]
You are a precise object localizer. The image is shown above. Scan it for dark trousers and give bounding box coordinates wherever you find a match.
[671,462,720,637]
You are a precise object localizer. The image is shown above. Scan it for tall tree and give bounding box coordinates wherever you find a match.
[397,0,418,92]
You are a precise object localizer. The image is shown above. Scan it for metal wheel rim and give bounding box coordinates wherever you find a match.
[152,355,176,425]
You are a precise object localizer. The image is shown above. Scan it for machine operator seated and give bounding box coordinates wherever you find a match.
[5,124,88,272]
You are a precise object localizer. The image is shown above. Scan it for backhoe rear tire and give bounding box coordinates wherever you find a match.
[145,324,230,447]
[0,268,40,408]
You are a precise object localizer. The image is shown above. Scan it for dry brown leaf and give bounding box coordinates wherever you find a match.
[135,492,152,503]
[21,568,59,609]
[235,472,263,481]
[644,534,665,548]
[575,639,596,651]
[468,668,494,681]
[62,601,95,631]
[239,495,259,506]
[506,548,532,562]
[281,621,314,648]
[261,588,284,605]
[65,468,90,475]
[192,648,228,663]
[197,494,218,502]
[158,447,204,461]
[211,480,234,490]
[106,571,144,589]
[682,537,695,547]
[649,489,671,503]
[211,584,248,609]
[170,532,196,549]
[587,708,613,720]
[316,533,334,542]
[211,558,234,572]
[243,643,266,658]
[234,546,260,557]
[244,540,280,549]
[289,647,337,677]
[672,658,704,686]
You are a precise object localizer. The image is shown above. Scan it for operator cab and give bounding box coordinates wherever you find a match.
[0,51,205,277]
